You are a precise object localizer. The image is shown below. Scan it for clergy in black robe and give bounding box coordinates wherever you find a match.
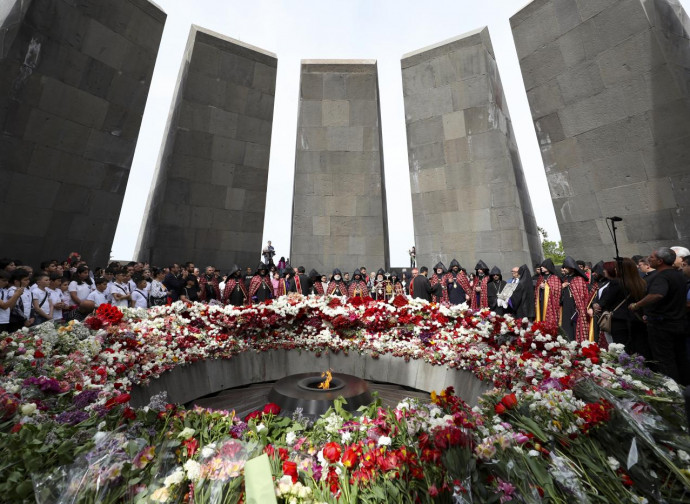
[293,266,312,295]
[560,256,590,342]
[309,269,322,295]
[372,268,390,301]
[222,264,248,306]
[327,269,348,297]
[248,263,273,303]
[509,264,536,320]
[445,259,471,306]
[487,266,507,315]
[410,267,442,301]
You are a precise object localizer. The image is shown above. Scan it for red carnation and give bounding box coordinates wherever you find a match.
[262,403,281,415]
[322,442,342,463]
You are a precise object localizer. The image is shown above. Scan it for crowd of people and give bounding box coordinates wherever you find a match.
[1,244,689,384]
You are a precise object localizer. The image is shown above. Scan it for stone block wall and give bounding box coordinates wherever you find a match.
[290,60,389,274]
[136,26,276,271]
[511,0,690,260]
[401,28,542,272]
[0,0,165,266]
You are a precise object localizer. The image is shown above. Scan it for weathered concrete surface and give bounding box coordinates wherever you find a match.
[401,28,542,271]
[290,60,389,274]
[0,0,165,267]
[130,350,492,408]
[512,0,690,260]
[136,26,276,271]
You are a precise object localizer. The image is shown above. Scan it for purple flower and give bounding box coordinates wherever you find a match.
[73,390,99,409]
[56,410,89,425]
[539,377,564,391]
[23,376,63,394]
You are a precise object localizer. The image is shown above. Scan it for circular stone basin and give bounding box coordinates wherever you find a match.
[268,372,372,417]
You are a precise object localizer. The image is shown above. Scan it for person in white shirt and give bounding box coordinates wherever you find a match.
[130,276,149,309]
[86,277,110,308]
[31,273,53,325]
[7,269,34,331]
[111,269,131,308]
[510,267,520,284]
[48,274,68,321]
[0,271,23,332]
[149,268,168,306]
[68,266,94,305]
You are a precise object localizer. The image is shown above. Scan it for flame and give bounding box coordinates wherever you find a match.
[318,370,333,390]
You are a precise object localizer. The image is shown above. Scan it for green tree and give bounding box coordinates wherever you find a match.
[538,227,565,265]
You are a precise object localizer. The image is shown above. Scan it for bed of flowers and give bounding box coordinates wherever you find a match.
[1,294,690,503]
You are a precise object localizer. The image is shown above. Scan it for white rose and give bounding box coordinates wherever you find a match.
[286,431,297,446]
[377,436,392,446]
[20,403,37,416]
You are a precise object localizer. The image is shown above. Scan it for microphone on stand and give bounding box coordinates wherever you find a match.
[608,216,623,222]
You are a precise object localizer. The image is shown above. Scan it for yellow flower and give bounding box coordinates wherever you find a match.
[150,486,170,502]
[430,390,438,402]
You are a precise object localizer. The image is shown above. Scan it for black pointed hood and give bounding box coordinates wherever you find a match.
[352,269,363,281]
[475,260,489,273]
[256,262,268,274]
[390,270,400,282]
[376,268,385,278]
[309,269,320,279]
[433,262,446,274]
[330,268,342,280]
[449,259,461,270]
[489,266,502,280]
[540,258,559,277]
[591,260,605,278]
[228,264,241,276]
[517,264,531,282]
[563,256,587,279]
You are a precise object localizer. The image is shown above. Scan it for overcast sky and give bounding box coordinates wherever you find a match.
[111,0,664,266]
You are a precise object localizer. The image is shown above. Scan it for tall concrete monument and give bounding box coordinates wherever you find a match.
[511,0,690,260]
[137,26,276,271]
[401,28,542,271]
[290,60,389,273]
[0,0,165,266]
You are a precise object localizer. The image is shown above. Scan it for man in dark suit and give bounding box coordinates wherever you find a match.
[410,266,442,301]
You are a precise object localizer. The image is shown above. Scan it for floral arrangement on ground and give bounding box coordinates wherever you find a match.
[1,295,690,503]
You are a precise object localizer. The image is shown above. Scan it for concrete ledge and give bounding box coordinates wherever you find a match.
[301,60,377,73]
[401,27,493,68]
[130,350,493,408]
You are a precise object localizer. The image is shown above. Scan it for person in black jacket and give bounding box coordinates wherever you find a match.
[410,267,442,301]
[163,263,187,302]
[509,264,535,320]
[594,258,648,357]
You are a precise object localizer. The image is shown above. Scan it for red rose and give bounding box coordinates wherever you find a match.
[244,410,262,422]
[500,393,518,409]
[123,407,136,420]
[283,461,298,483]
[322,442,342,463]
[341,447,358,469]
[262,403,281,415]
[278,447,289,462]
